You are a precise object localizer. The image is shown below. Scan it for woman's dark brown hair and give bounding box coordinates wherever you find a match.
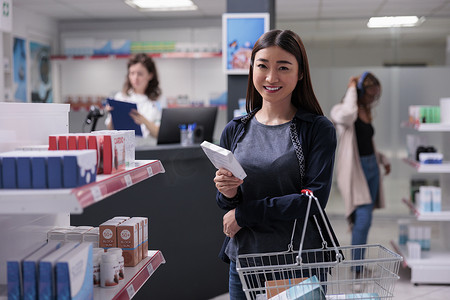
[123,53,161,101]
[246,29,323,115]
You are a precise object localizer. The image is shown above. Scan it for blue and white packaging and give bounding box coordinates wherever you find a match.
[270,275,325,300]
[39,242,80,300]
[56,242,93,300]
[431,186,442,212]
[22,241,62,300]
[419,186,432,212]
[17,156,32,188]
[61,150,97,188]
[7,243,51,300]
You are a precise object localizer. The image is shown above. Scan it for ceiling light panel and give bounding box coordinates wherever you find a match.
[125,0,198,11]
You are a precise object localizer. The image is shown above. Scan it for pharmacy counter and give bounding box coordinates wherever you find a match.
[71,143,229,300]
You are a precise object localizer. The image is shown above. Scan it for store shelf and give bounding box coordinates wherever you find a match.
[402,158,450,173]
[0,160,165,214]
[94,250,165,300]
[50,52,222,61]
[0,250,165,300]
[401,197,450,221]
[391,241,450,284]
[401,121,450,132]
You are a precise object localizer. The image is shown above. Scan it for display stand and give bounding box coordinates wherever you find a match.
[392,123,450,284]
[0,103,166,299]
[0,160,165,214]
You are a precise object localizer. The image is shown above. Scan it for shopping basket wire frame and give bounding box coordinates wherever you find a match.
[236,190,403,300]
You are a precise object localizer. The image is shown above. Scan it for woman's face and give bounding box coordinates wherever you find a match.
[253,46,300,105]
[128,62,153,94]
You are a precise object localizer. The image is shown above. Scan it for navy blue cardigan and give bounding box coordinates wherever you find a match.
[216,108,339,263]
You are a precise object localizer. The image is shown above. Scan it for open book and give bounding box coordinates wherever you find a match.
[200,141,247,180]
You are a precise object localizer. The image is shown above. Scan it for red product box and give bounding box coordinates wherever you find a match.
[67,136,78,150]
[77,135,88,150]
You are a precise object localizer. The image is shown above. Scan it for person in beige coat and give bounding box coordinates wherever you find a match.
[330,72,391,275]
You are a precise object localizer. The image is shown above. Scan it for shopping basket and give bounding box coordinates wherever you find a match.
[236,190,403,300]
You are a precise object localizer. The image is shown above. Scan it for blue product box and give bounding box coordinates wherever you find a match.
[0,158,2,188]
[56,243,93,300]
[2,156,17,188]
[39,242,80,300]
[31,156,47,189]
[23,241,62,300]
[48,156,63,189]
[7,260,22,300]
[17,156,32,189]
[63,156,78,188]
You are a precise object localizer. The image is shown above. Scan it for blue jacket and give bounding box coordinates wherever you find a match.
[216,107,339,263]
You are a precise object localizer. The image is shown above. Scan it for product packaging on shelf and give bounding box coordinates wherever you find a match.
[132,217,148,259]
[91,131,127,174]
[22,241,62,299]
[7,242,54,300]
[66,227,94,243]
[99,220,121,249]
[83,227,100,247]
[38,242,80,300]
[0,150,97,189]
[93,130,135,167]
[55,242,93,300]
[117,219,140,267]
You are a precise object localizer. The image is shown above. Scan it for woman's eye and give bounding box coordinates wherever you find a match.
[256,64,267,69]
[279,66,289,71]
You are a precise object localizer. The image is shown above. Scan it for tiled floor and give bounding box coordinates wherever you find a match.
[209,179,450,299]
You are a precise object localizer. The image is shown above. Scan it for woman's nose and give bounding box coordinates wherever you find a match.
[266,70,278,83]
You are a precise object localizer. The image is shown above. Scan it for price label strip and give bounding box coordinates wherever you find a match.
[147,262,154,275]
[147,166,153,177]
[126,284,136,298]
[124,174,132,187]
[90,186,102,202]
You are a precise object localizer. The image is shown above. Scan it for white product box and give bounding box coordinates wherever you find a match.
[91,131,126,174]
[132,217,148,259]
[55,242,93,300]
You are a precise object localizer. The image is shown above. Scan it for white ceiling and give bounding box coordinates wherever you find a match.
[12,0,450,46]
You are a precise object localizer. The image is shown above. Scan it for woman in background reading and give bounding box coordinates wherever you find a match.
[106,53,166,145]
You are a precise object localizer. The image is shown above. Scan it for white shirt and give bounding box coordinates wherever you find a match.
[106,91,166,146]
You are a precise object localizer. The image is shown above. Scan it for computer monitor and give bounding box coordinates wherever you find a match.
[157,106,218,145]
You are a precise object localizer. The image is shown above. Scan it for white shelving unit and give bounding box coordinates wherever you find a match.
[393,122,450,284]
[0,161,166,299]
[0,160,165,214]
[0,103,166,299]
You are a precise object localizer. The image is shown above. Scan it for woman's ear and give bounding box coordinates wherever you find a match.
[298,73,304,81]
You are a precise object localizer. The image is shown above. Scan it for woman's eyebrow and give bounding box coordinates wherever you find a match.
[255,58,293,65]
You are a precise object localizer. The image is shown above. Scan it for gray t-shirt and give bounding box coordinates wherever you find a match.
[225,116,300,260]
